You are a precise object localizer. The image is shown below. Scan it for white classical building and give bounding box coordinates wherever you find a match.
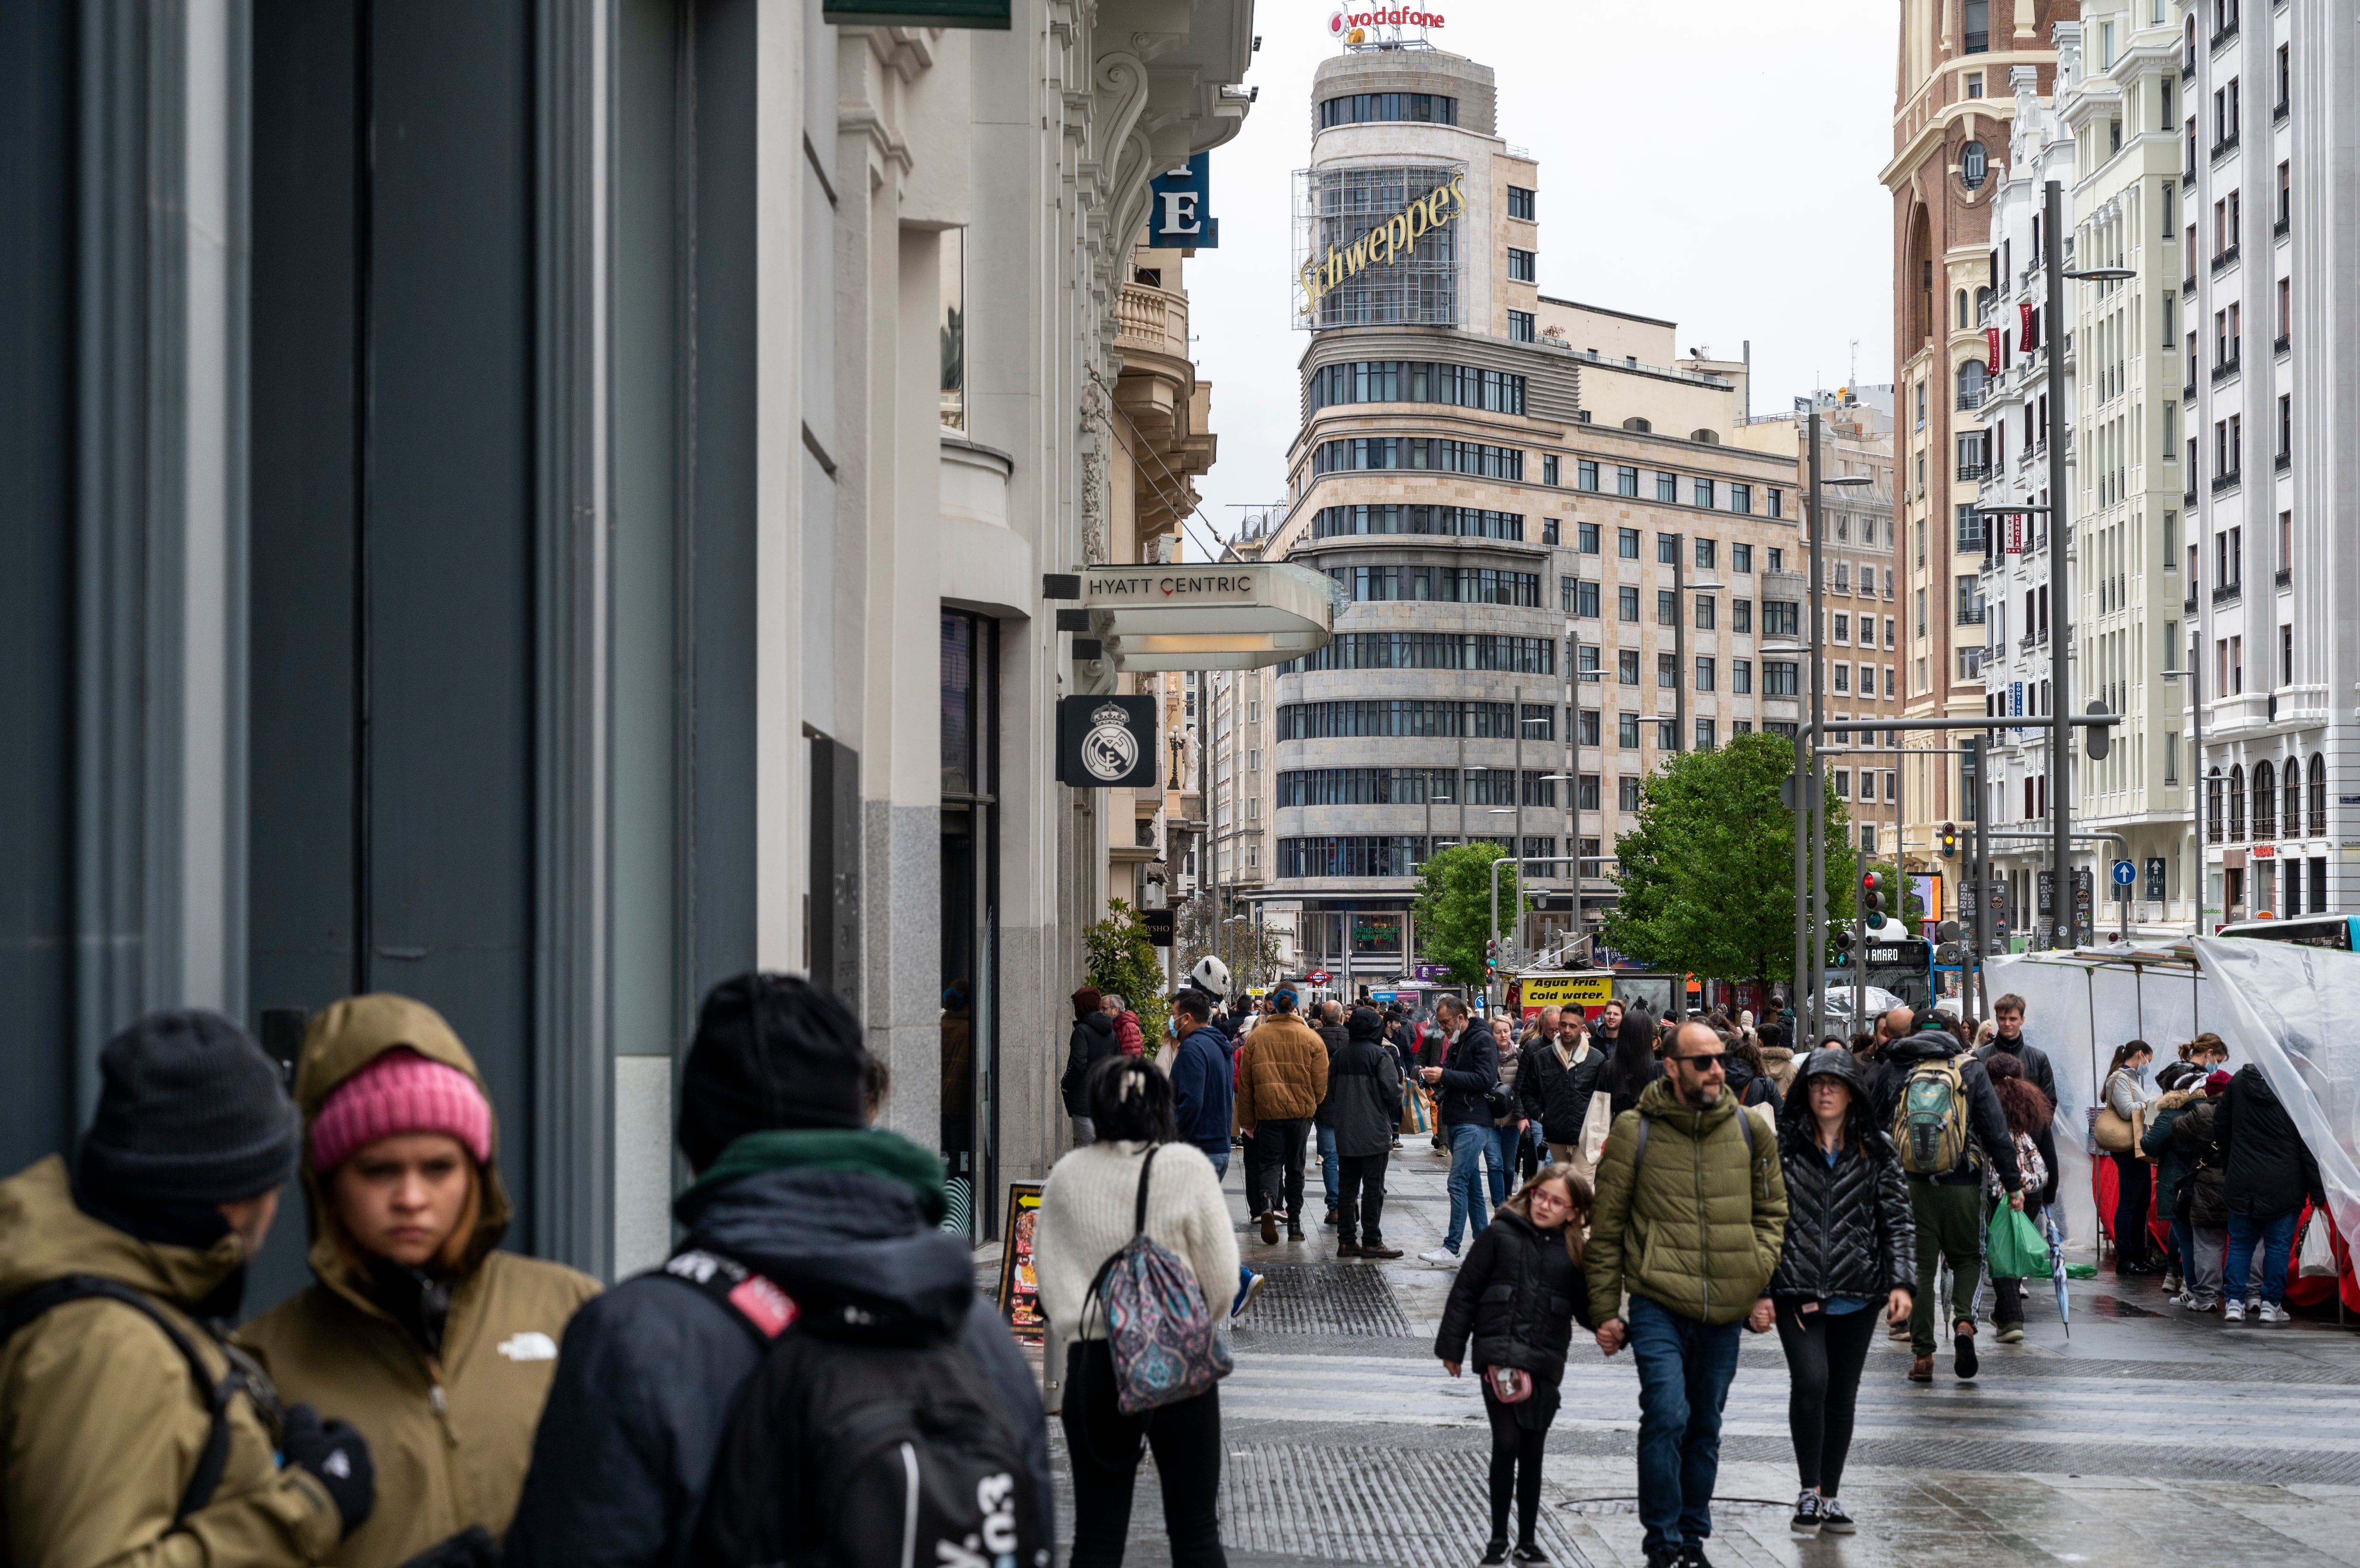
[2184,0,2360,925]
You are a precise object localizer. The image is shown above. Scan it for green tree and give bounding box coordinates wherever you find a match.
[1412,842,1526,990]
[1602,733,1858,991]
[1082,899,1170,1056]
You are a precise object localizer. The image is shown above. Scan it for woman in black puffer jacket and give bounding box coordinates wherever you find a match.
[1435,1168,1594,1566]
[1768,1048,1916,1537]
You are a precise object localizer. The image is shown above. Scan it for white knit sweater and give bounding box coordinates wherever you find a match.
[1032,1139,1240,1389]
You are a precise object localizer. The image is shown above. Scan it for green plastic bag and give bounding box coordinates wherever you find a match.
[1986,1202,2051,1280]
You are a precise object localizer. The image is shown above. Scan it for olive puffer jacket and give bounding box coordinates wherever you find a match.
[2141,1088,2204,1218]
[1586,1077,1789,1327]
[1234,1013,1329,1125]
[1769,1125,1916,1305]
[1434,1207,1593,1385]
[2173,1096,2230,1226]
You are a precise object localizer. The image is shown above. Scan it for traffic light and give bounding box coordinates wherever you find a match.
[2086,699,2111,760]
[1485,938,1499,970]
[1832,928,1858,958]
[1862,871,1886,921]
[1939,822,1958,858]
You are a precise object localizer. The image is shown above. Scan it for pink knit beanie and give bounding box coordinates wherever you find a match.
[310,1049,493,1172]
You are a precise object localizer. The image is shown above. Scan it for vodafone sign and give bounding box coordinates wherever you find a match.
[1330,6,1446,38]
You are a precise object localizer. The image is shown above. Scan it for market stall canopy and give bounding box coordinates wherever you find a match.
[1081,561,1339,671]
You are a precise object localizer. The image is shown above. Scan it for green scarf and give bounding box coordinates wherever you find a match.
[676,1128,949,1224]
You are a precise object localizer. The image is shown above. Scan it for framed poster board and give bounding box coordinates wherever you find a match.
[996,1182,1045,1343]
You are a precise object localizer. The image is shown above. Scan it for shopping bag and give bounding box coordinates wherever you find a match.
[1986,1201,2050,1280]
[2299,1207,2340,1278]
[1577,1090,1613,1166]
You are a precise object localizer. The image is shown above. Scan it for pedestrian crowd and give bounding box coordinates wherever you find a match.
[1,966,2335,1568]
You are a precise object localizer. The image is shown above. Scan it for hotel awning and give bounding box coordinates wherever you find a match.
[1081,561,1339,671]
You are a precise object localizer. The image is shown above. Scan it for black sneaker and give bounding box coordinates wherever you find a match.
[1677,1543,1715,1568]
[1954,1324,1980,1380]
[1511,1546,1550,1565]
[1790,1490,1822,1534]
[1817,1498,1856,1534]
[1642,1551,1680,1568]
[1479,1542,1508,1566]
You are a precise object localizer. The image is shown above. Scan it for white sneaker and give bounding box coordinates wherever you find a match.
[2241,1298,2261,1321]
[2257,1300,2290,1324]
[1419,1247,1461,1265]
[2162,1271,2184,1295]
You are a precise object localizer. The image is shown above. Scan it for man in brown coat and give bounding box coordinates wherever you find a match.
[1235,986,1330,1243]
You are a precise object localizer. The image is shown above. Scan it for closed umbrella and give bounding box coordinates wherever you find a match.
[2045,1210,2072,1338]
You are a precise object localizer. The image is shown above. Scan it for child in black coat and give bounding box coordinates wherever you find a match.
[1434,1168,1596,1564]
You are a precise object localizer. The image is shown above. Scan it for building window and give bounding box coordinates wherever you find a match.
[1618,585,1639,623]
[1733,599,1752,633]
[1618,776,1641,811]
[1577,708,1601,746]
[1507,185,1536,220]
[1733,542,1753,573]
[1694,595,1715,630]
[1617,526,1640,559]
[1656,472,1678,504]
[1694,537,1716,570]
[1507,248,1537,282]
[1657,652,1677,688]
[1692,478,1715,509]
[1657,590,1677,626]
[1318,91,1461,127]
[1657,721,1678,750]
[1694,657,1715,692]
[1732,658,1752,694]
[1617,465,1639,496]
[1729,483,1752,514]
[1575,580,1600,618]
[1618,713,1641,749]
[1541,454,1560,486]
[1768,488,1784,519]
[1541,518,1560,546]
[1694,718,1716,751]
[1764,661,1800,695]
[1577,520,1600,553]
[1618,649,1640,684]
[1964,0,1989,54]
[1508,309,1536,343]
[1768,548,1784,573]
[1576,459,1598,490]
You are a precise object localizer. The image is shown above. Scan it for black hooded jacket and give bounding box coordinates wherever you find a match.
[1434,1206,1593,1385]
[1770,1056,1917,1303]
[1326,1009,1405,1157]
[2216,1064,2325,1222]
[1061,1012,1117,1115]
[504,1166,1050,1568]
[1872,1032,2023,1190]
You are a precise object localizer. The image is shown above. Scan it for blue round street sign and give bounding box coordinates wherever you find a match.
[2111,859,2137,887]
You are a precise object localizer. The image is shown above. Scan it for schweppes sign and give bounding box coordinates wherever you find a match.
[1298,173,1467,312]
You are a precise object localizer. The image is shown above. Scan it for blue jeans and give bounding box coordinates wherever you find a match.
[2167,1218,2194,1281]
[1204,1147,1230,1181]
[2224,1209,2298,1305]
[1444,1122,1492,1251]
[1627,1295,1743,1555]
[1318,1124,1340,1208]
[1489,1123,1523,1204]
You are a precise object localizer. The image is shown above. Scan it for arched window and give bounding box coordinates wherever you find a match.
[1622,416,1652,433]
[1956,289,1970,329]
[1689,428,1719,445]
[2253,759,2276,838]
[2206,768,2224,843]
[1958,359,1988,405]
[1974,285,1992,322]
[2310,754,2328,836]
[2286,763,2303,838]
[2228,765,2246,840]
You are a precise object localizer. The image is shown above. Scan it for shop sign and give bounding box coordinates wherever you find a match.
[1055,695,1157,789]
[1148,153,1218,249]
[1516,973,1614,1010]
[1298,174,1467,314]
[1329,6,1447,39]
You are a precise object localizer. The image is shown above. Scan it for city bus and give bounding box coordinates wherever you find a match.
[1829,936,1936,1012]
[2217,913,2360,952]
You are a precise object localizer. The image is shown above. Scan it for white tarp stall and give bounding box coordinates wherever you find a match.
[1983,938,2360,1263]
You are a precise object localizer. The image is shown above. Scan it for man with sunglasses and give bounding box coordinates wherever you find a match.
[1585,1021,1788,1568]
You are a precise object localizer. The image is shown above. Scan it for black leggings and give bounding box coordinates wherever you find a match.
[2110,1152,2151,1270]
[1773,1302,1878,1495]
[1062,1341,1227,1568]
[1482,1383,1551,1547]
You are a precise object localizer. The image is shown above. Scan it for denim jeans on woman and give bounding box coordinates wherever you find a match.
[1627,1295,1743,1558]
[2224,1208,2298,1306]
[1444,1122,1492,1252]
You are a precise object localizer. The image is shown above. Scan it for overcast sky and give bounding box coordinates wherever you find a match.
[1177,1,1901,558]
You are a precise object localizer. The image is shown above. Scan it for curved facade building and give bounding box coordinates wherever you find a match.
[1267,43,1802,985]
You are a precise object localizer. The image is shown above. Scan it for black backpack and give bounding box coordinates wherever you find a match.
[685,1251,1045,1568]
[0,1273,278,1526]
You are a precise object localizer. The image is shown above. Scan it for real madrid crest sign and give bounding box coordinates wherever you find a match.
[1056,695,1158,790]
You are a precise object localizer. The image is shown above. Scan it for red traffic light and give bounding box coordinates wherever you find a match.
[1861,872,1883,892]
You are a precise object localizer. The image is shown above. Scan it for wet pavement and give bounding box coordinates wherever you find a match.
[1027,1129,2360,1568]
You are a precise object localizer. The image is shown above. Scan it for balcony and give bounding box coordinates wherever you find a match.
[1956,388,1986,412]
[2211,133,2241,160]
[2275,333,2291,356]
[2276,566,2292,588]
[2183,273,2196,295]
[2212,580,2243,605]
[1957,459,1989,481]
[2211,244,2241,274]
[2183,380,2197,401]
[2209,24,2238,49]
[2276,450,2292,472]
[1957,605,1987,625]
[2184,592,2199,612]
[2211,353,2242,382]
[2273,216,2289,240]
[2275,99,2289,125]
[2211,468,2242,494]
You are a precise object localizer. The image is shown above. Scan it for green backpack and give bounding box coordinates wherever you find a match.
[1894,1056,1972,1175]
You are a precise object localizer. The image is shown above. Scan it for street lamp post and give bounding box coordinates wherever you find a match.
[1795,412,1875,1038]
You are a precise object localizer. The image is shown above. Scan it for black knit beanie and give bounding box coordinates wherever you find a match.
[677,973,870,1172]
[77,1010,301,1206]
